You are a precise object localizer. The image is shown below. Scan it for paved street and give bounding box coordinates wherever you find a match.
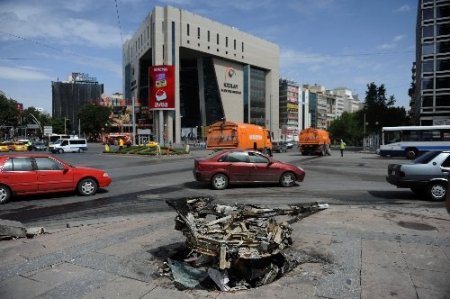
[0,146,449,298]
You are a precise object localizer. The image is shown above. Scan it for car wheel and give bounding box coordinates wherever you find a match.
[78,148,82,153]
[58,149,64,154]
[0,184,11,204]
[211,173,228,190]
[77,178,98,196]
[427,182,446,201]
[280,172,296,187]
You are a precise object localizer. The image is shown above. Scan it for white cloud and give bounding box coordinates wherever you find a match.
[377,35,405,50]
[0,2,122,48]
[394,5,411,13]
[393,35,405,42]
[0,66,52,81]
[157,0,193,5]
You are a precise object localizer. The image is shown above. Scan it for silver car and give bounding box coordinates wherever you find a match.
[386,151,450,201]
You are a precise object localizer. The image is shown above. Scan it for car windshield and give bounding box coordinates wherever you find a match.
[413,151,441,164]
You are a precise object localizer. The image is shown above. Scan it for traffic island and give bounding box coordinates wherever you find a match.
[102,144,189,156]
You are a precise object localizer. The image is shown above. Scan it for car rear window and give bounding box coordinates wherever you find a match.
[3,158,34,171]
[220,152,248,162]
[413,151,441,164]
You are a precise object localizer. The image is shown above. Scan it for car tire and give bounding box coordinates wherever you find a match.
[211,173,228,190]
[77,178,98,196]
[58,149,64,154]
[280,172,296,187]
[427,182,446,201]
[0,184,11,204]
[78,148,82,153]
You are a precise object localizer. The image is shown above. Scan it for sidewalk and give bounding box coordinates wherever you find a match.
[0,205,449,298]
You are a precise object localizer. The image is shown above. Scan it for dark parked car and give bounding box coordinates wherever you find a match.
[193,150,305,190]
[272,141,288,153]
[386,151,450,201]
[31,141,47,151]
[0,154,112,204]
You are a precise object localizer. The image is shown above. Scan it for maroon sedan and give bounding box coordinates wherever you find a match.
[0,154,112,204]
[193,150,305,190]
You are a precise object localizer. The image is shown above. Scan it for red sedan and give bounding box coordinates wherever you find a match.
[194,150,305,190]
[0,154,112,204]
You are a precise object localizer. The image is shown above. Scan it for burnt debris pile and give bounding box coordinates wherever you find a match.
[160,197,329,291]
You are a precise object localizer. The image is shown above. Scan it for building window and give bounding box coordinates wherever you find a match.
[422,78,434,90]
[436,95,450,106]
[423,60,434,72]
[437,5,450,18]
[438,23,450,36]
[207,30,210,42]
[187,23,190,36]
[242,42,244,52]
[436,77,450,89]
[437,40,450,53]
[217,33,219,45]
[423,8,434,20]
[423,25,434,38]
[437,57,450,71]
[226,37,228,47]
[423,43,435,55]
[197,27,200,39]
[422,96,433,107]
[234,39,236,50]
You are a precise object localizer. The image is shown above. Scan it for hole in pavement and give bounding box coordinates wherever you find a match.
[397,221,436,231]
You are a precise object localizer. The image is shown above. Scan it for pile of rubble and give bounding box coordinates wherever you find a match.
[160,197,328,291]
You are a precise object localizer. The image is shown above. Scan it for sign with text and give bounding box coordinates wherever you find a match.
[149,65,175,110]
[43,126,53,136]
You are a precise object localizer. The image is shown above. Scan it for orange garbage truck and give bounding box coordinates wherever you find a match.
[206,121,273,155]
[298,128,331,156]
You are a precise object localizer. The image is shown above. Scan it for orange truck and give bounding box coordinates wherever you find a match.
[298,128,331,156]
[206,121,272,155]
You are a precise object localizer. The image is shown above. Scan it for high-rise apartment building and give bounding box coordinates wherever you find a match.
[52,73,104,134]
[279,79,300,139]
[415,0,450,125]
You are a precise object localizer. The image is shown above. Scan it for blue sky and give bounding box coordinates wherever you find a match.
[0,0,417,113]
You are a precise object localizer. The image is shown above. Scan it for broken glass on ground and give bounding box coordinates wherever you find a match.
[161,197,329,291]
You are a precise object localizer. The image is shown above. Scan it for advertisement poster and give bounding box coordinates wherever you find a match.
[149,65,175,110]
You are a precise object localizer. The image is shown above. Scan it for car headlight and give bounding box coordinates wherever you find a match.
[298,166,304,172]
[103,173,109,177]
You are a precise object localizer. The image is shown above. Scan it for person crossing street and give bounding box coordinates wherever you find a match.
[339,139,346,157]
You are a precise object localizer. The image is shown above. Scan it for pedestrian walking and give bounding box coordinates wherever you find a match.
[339,139,346,157]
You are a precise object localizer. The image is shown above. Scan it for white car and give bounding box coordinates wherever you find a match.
[386,151,450,201]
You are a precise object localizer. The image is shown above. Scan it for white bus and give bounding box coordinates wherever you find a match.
[379,125,450,159]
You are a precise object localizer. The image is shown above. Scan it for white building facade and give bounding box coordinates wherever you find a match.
[123,6,280,144]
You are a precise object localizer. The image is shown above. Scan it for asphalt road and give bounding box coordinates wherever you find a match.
[0,144,444,229]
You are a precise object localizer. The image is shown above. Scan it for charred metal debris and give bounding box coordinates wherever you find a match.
[161,197,329,291]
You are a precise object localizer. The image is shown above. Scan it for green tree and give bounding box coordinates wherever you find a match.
[0,94,20,140]
[329,82,409,145]
[78,104,111,140]
[22,107,52,137]
[359,82,409,136]
[51,118,68,134]
[0,94,20,128]
[328,112,363,146]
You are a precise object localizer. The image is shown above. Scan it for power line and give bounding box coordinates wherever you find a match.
[114,0,124,45]
[0,31,85,58]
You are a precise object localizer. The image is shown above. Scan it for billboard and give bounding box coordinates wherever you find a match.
[149,65,175,110]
